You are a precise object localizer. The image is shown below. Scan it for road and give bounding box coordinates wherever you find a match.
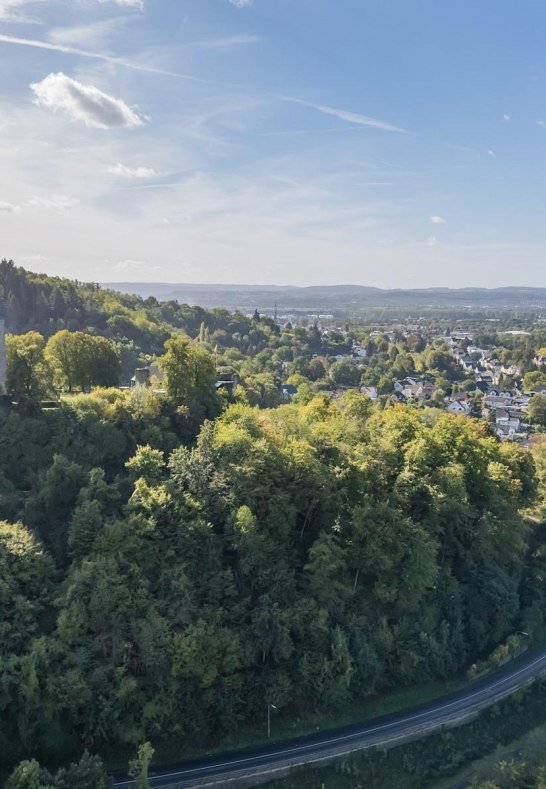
[113,645,546,788]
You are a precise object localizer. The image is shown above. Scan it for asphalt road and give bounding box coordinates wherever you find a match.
[113,645,546,788]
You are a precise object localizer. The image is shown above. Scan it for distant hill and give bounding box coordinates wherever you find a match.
[104,282,546,312]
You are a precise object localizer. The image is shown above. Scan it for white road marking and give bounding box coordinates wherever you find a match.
[113,652,546,787]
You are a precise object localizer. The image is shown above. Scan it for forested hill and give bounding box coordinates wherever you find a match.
[0,258,260,356]
[106,281,546,311]
[1,385,544,784]
[0,259,273,382]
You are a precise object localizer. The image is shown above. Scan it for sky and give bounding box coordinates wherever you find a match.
[1,0,546,288]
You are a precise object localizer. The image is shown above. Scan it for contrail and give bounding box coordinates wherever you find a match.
[281,97,404,133]
[0,33,225,84]
[0,33,405,133]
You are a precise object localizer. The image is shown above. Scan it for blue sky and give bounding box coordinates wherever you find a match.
[1,0,546,287]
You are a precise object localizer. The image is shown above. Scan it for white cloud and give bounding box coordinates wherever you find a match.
[282,97,404,133]
[229,0,253,6]
[537,119,546,129]
[27,194,74,211]
[108,163,157,178]
[503,114,511,122]
[115,258,148,270]
[49,18,124,49]
[30,72,144,129]
[0,0,44,22]
[424,236,438,247]
[0,200,18,212]
[430,215,446,224]
[98,0,143,9]
[0,0,23,19]
[487,149,495,157]
[115,259,166,273]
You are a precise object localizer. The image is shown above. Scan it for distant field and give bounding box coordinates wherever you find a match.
[102,282,546,313]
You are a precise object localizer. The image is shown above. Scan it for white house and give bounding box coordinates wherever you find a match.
[446,400,472,415]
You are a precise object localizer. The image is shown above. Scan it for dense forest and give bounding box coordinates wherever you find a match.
[0,258,281,383]
[1,261,546,784]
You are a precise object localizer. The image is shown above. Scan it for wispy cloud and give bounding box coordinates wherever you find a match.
[430,215,446,224]
[184,34,260,50]
[0,0,44,23]
[49,18,125,49]
[115,181,190,191]
[229,0,253,7]
[503,114,512,122]
[446,143,479,155]
[108,163,157,178]
[0,33,257,85]
[0,33,405,140]
[0,33,182,77]
[282,97,404,133]
[255,125,379,137]
[98,0,143,9]
[114,258,165,273]
[27,194,74,211]
[31,72,144,129]
[115,258,148,270]
[0,200,18,212]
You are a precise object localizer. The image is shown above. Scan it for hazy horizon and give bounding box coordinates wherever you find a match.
[101,280,546,292]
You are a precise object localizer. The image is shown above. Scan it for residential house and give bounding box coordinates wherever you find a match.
[512,395,531,409]
[467,346,488,358]
[216,372,239,395]
[131,363,164,388]
[451,331,473,341]
[501,364,522,377]
[360,386,378,401]
[446,400,472,416]
[352,342,367,359]
[483,394,512,409]
[390,391,407,405]
[495,415,523,440]
[280,383,298,402]
[413,382,435,402]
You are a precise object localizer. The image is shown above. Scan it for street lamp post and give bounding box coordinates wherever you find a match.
[267,703,277,738]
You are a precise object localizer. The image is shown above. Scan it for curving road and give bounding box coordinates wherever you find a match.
[113,645,546,788]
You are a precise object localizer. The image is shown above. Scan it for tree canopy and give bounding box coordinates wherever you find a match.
[0,390,541,778]
[2,260,546,784]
